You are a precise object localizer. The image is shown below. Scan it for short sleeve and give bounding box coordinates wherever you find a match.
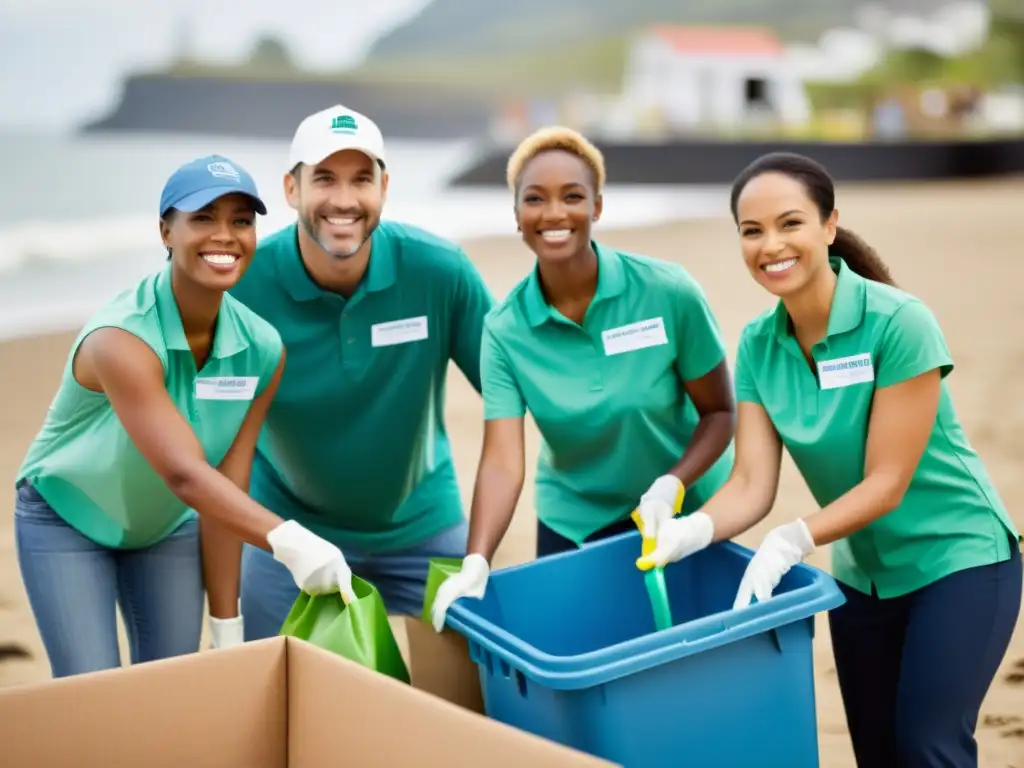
[449,251,496,393]
[733,331,762,405]
[481,323,526,420]
[875,300,954,389]
[672,274,728,382]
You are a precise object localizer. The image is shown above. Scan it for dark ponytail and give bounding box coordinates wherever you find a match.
[830,225,895,286]
[729,152,897,287]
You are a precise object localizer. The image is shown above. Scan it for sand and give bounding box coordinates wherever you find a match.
[1,178,1023,766]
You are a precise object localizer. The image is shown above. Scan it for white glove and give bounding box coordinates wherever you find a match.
[430,554,490,633]
[733,519,816,610]
[266,520,356,603]
[634,475,685,539]
[209,614,244,649]
[636,511,715,570]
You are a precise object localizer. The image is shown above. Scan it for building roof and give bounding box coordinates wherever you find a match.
[650,25,783,56]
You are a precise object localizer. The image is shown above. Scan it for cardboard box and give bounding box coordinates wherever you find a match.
[0,617,616,767]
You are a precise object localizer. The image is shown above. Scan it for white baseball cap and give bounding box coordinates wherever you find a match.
[287,104,387,170]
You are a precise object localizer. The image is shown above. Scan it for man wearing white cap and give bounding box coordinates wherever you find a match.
[227,105,495,642]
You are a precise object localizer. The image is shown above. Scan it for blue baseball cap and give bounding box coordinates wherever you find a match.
[159,154,267,217]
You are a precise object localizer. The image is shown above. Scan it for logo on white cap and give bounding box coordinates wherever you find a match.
[330,114,359,135]
[288,104,386,170]
[208,161,241,181]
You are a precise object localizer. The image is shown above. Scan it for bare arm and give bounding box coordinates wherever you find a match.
[803,370,940,545]
[464,417,526,563]
[201,348,286,619]
[667,360,736,488]
[701,401,784,542]
[78,327,285,549]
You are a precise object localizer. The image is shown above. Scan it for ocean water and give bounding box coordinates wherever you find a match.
[0,130,729,341]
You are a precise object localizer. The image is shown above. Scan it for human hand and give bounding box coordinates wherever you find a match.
[266,520,356,603]
[430,554,490,633]
[631,475,685,541]
[732,519,816,610]
[209,614,245,649]
[636,511,715,570]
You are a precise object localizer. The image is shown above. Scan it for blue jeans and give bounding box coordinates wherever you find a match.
[14,481,204,679]
[829,539,1022,768]
[241,520,469,640]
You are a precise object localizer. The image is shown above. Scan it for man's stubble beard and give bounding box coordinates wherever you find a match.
[300,211,379,260]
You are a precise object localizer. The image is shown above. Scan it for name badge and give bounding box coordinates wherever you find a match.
[371,316,429,347]
[602,317,668,356]
[195,376,259,401]
[817,353,874,390]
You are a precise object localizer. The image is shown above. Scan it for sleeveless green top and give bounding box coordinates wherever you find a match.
[17,265,283,549]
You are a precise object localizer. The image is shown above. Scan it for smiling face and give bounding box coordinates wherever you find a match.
[514,149,602,263]
[285,149,388,260]
[735,171,837,298]
[160,193,258,292]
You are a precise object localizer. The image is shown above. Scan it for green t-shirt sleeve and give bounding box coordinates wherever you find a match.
[449,251,496,394]
[481,322,526,420]
[672,273,727,382]
[733,330,762,405]
[875,300,954,389]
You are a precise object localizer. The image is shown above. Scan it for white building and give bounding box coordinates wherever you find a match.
[621,25,812,132]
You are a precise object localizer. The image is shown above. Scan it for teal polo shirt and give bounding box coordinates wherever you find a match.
[482,242,734,544]
[17,264,283,549]
[229,221,495,552]
[735,256,1019,597]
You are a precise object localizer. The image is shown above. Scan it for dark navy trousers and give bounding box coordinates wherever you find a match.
[829,538,1022,768]
[536,515,637,559]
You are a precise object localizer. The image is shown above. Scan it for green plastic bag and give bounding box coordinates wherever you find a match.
[279,574,411,684]
[420,556,464,625]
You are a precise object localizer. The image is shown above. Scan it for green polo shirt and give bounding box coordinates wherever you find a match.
[16,264,283,550]
[735,256,1019,598]
[228,221,494,552]
[482,242,734,544]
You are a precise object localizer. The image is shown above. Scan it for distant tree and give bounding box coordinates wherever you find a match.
[985,10,1024,82]
[247,37,296,72]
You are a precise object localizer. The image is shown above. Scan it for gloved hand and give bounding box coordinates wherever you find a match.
[636,511,715,570]
[209,614,244,650]
[732,519,816,610]
[266,520,356,603]
[631,475,686,540]
[430,553,490,633]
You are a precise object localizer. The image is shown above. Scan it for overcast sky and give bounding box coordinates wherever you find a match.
[0,0,431,131]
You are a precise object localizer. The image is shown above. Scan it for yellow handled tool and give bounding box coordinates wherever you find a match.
[631,479,685,567]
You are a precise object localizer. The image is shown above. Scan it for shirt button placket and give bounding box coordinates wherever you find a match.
[339,312,348,362]
[588,330,605,392]
[189,378,200,423]
[807,342,825,418]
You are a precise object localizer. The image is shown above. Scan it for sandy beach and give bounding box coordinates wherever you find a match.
[1,178,1022,766]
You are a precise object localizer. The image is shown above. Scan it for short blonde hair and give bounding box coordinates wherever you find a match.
[506,126,606,194]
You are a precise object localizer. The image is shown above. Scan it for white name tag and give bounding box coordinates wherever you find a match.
[602,317,669,356]
[195,376,259,401]
[371,316,429,347]
[817,353,874,390]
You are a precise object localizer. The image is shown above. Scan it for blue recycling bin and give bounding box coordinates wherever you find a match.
[445,530,845,768]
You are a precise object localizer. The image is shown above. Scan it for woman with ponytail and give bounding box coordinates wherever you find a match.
[639,151,1021,766]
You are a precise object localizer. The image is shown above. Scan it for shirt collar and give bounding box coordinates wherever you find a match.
[771,255,865,340]
[155,263,248,360]
[523,241,626,327]
[280,222,397,302]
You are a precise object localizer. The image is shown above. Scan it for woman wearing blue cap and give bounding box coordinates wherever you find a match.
[14,155,356,678]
